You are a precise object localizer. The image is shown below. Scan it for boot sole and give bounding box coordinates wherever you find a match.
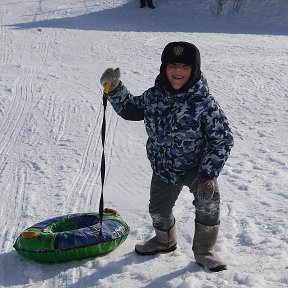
[135,244,177,256]
[210,264,227,272]
[197,262,227,272]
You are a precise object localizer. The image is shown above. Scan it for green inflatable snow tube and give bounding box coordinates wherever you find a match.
[13,210,129,262]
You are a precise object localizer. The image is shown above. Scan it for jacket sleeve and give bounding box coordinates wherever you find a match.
[106,81,146,121]
[199,96,234,178]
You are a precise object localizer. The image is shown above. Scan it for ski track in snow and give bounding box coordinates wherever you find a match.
[0,0,288,287]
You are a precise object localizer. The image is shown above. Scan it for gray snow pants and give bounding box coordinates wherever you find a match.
[149,168,220,230]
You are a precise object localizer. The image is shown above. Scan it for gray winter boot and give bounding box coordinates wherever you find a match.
[135,223,177,255]
[192,222,227,272]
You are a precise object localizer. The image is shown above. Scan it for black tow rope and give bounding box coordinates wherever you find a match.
[99,83,111,235]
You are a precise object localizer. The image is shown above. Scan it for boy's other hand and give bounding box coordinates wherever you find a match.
[190,175,215,203]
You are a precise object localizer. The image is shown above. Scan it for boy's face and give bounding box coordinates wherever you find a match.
[166,63,192,90]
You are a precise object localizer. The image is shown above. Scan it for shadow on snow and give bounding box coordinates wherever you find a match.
[6,1,288,36]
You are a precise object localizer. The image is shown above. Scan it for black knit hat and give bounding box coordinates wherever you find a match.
[160,41,201,93]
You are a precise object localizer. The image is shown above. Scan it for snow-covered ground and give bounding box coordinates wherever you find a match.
[0,0,287,287]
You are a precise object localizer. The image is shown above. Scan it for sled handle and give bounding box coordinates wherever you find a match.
[104,207,120,217]
[21,230,41,239]
[104,82,112,94]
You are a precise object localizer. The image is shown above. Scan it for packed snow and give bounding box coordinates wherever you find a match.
[0,0,287,287]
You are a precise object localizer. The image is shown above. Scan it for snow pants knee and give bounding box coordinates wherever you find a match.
[149,169,220,230]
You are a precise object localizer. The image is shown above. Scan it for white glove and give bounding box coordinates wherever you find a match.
[100,68,121,91]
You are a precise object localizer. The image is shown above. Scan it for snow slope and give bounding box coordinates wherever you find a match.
[0,0,287,287]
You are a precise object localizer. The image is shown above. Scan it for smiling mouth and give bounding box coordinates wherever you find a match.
[172,75,184,80]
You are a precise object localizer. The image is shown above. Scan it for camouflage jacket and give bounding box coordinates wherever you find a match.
[107,74,234,184]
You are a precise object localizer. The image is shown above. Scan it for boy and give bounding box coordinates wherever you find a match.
[100,41,234,272]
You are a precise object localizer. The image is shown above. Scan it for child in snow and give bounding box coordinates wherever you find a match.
[100,41,234,272]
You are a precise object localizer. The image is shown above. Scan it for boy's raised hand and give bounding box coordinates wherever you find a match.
[190,175,215,203]
[100,68,121,92]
